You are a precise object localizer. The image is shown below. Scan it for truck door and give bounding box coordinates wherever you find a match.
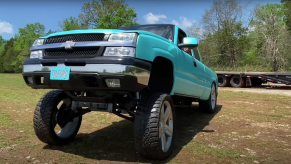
[190,47,206,97]
[175,48,203,97]
[174,28,205,97]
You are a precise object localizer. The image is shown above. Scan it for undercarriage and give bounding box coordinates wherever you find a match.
[60,90,139,123]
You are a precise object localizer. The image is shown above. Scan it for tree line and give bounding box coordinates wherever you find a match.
[189,0,291,72]
[0,0,290,73]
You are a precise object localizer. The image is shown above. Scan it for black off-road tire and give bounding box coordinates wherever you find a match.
[33,90,82,145]
[134,91,176,160]
[230,76,246,88]
[217,75,230,87]
[199,82,217,114]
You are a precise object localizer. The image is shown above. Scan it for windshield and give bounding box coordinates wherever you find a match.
[118,24,174,41]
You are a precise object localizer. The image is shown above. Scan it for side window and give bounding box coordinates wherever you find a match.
[178,28,193,56]
[192,47,201,61]
[177,28,187,44]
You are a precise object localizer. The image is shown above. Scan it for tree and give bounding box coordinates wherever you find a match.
[0,35,6,57]
[0,36,5,45]
[58,16,85,31]
[46,29,57,35]
[282,0,291,31]
[12,23,45,72]
[97,5,139,29]
[187,22,205,41]
[0,38,18,73]
[78,0,131,28]
[199,0,250,69]
[202,0,243,34]
[14,22,45,51]
[0,36,6,72]
[251,4,287,72]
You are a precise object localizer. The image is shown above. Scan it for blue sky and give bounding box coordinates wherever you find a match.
[0,0,281,40]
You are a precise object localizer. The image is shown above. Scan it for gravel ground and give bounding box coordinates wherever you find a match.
[219,84,291,96]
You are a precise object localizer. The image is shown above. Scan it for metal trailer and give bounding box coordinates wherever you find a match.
[215,71,291,88]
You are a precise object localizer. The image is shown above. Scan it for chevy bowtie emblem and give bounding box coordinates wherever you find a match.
[61,41,76,49]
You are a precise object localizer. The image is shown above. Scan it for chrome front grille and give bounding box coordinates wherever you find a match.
[44,34,106,44]
[44,47,100,58]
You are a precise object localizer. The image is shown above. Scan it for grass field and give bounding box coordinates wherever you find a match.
[0,74,291,164]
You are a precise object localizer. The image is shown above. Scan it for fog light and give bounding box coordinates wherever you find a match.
[27,77,33,84]
[103,47,135,57]
[105,79,120,87]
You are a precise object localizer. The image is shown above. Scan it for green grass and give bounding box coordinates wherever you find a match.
[186,141,240,159]
[0,112,11,128]
[0,74,48,105]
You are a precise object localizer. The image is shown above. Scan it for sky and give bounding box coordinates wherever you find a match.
[0,0,281,40]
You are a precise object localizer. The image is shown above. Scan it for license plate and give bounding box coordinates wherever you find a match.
[50,67,71,80]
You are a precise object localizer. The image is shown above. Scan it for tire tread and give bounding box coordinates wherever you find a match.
[134,91,175,160]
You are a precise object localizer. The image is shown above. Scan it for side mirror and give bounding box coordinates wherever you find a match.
[178,37,198,48]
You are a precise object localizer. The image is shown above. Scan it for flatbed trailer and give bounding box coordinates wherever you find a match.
[215,71,291,88]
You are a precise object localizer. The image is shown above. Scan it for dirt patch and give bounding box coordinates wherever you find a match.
[219,84,291,96]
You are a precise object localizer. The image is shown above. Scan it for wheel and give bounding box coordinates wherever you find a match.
[33,90,82,145]
[199,82,217,114]
[134,92,176,160]
[230,76,246,88]
[217,75,230,87]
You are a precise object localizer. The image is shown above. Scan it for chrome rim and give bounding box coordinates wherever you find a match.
[211,84,216,110]
[56,117,80,139]
[159,101,173,153]
[54,98,80,139]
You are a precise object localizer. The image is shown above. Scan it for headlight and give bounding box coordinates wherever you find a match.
[108,33,137,42]
[30,50,43,59]
[32,39,44,46]
[103,47,135,57]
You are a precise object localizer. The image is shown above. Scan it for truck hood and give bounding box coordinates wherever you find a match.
[41,29,127,38]
[41,29,172,43]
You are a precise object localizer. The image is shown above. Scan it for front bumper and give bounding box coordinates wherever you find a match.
[22,57,151,92]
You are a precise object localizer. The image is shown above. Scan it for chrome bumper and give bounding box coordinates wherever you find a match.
[23,64,150,85]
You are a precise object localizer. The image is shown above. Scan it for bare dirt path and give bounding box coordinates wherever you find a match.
[219,84,291,96]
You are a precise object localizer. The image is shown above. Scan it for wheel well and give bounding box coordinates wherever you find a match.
[148,57,174,94]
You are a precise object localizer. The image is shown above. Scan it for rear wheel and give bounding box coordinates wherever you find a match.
[134,91,176,160]
[230,76,246,88]
[33,90,82,145]
[218,75,230,87]
[199,83,217,114]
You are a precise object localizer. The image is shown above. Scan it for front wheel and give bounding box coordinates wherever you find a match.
[33,90,82,145]
[199,83,217,114]
[134,92,176,160]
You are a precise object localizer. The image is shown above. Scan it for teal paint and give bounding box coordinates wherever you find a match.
[37,25,218,99]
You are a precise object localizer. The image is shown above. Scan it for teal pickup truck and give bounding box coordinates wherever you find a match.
[22,24,218,160]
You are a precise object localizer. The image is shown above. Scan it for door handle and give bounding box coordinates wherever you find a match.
[193,61,197,67]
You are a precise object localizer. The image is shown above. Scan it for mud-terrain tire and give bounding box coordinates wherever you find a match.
[199,82,217,114]
[218,75,230,87]
[33,90,82,145]
[134,91,176,160]
[230,75,246,88]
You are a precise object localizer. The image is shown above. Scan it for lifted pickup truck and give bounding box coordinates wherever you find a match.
[22,24,218,160]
